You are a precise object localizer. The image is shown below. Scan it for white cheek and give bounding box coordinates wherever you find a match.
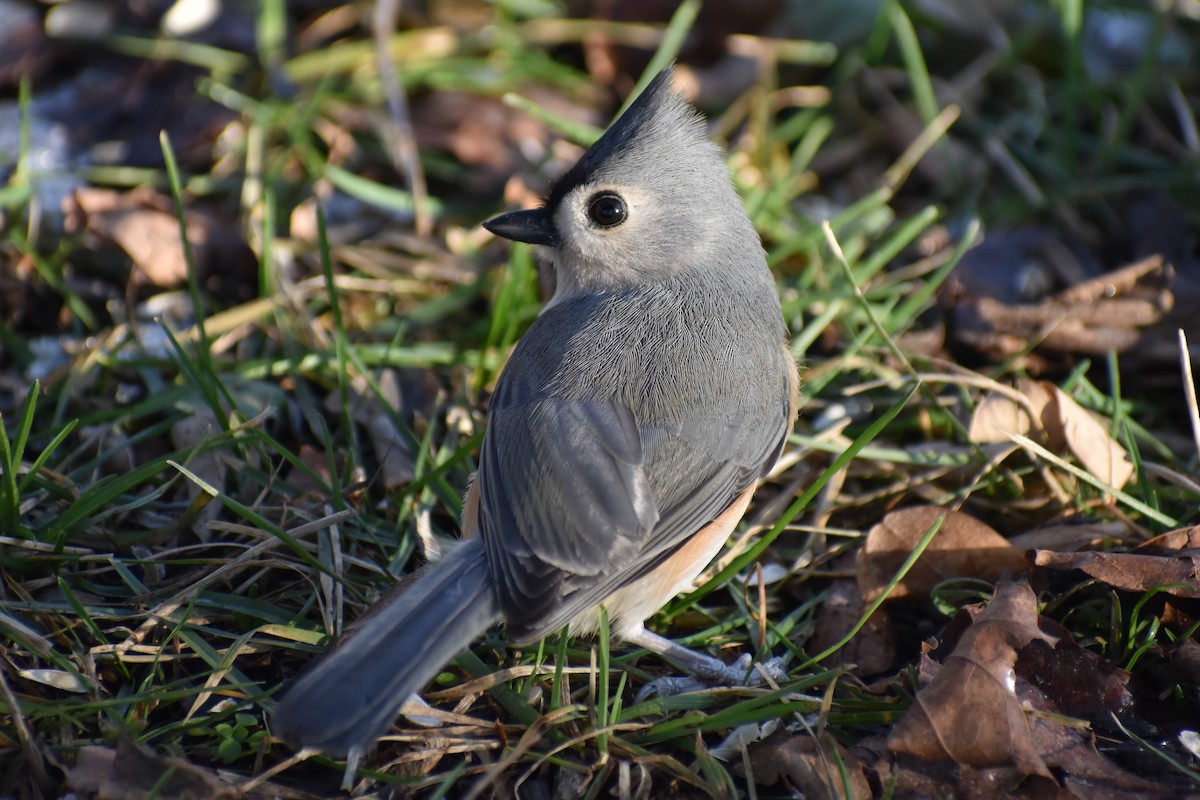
[548,186,654,296]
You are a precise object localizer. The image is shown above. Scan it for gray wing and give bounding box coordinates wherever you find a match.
[477,397,657,637]
[478,383,789,644]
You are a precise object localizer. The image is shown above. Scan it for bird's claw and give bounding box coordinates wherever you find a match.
[635,676,708,702]
[753,656,788,684]
[635,655,787,702]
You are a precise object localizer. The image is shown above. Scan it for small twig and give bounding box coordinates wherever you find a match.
[984,136,1044,206]
[1142,461,1200,496]
[1179,329,1200,464]
[464,709,571,800]
[373,0,431,236]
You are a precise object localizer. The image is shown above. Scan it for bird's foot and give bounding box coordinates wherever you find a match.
[634,653,787,702]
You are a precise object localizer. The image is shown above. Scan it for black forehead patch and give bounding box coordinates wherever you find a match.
[543,69,684,212]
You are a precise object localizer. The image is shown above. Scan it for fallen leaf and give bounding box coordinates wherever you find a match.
[76,423,136,476]
[968,391,1035,444]
[1007,520,1131,552]
[1021,662,1192,800]
[1168,638,1200,691]
[66,186,253,295]
[967,380,1054,444]
[581,0,781,88]
[809,578,896,675]
[883,752,1042,800]
[858,506,1028,602]
[742,729,873,800]
[970,379,1133,490]
[286,443,337,498]
[865,721,1183,799]
[413,87,588,202]
[945,252,1173,364]
[66,739,237,799]
[69,187,201,287]
[888,581,1057,778]
[1137,527,1200,554]
[878,742,1179,800]
[1030,709,1182,800]
[1045,385,1135,490]
[330,371,419,491]
[0,2,59,89]
[1032,549,1200,599]
[888,581,1195,797]
[1016,635,1135,721]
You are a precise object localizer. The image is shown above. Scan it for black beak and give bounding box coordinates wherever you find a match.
[483,208,557,247]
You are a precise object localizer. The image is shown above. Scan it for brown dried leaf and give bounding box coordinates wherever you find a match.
[968,380,1058,449]
[1137,526,1200,554]
[67,187,251,294]
[876,603,1187,798]
[1033,549,1200,599]
[1007,520,1131,553]
[1029,712,1180,800]
[413,88,591,204]
[76,424,136,476]
[945,252,1173,366]
[975,378,1133,489]
[1018,645,1188,799]
[69,187,199,287]
[1016,635,1134,720]
[67,740,237,800]
[361,412,415,490]
[581,0,781,86]
[967,391,1037,444]
[858,506,1028,602]
[1044,385,1134,490]
[881,753,1046,800]
[1169,638,1200,690]
[744,729,872,800]
[888,582,1056,779]
[809,578,896,676]
[0,4,58,89]
[1021,378,1061,449]
[883,738,1180,800]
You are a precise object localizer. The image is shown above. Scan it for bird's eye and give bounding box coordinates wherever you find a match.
[587,192,627,228]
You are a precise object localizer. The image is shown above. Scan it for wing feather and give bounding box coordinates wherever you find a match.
[476,286,794,643]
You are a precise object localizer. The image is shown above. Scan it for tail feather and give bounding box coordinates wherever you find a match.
[273,540,501,755]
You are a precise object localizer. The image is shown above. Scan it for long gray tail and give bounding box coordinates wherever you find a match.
[273,539,501,755]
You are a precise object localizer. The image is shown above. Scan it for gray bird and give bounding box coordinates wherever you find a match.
[273,68,799,758]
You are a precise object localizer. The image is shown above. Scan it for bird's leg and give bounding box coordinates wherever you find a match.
[341,748,362,792]
[623,626,786,701]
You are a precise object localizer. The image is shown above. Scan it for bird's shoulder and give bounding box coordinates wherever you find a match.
[496,272,783,403]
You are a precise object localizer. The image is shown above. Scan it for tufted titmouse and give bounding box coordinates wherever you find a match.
[274,68,799,757]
